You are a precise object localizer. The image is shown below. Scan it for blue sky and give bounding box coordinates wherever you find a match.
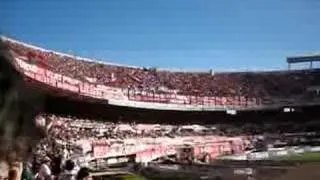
[1,0,320,71]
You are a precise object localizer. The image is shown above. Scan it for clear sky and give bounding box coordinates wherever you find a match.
[1,0,320,71]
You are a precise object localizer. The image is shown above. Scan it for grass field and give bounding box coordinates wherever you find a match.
[112,174,147,180]
[284,152,320,162]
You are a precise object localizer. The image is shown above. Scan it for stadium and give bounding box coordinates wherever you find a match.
[1,35,320,180]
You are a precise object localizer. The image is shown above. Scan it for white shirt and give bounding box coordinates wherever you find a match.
[63,149,69,160]
[59,169,78,180]
[38,163,51,179]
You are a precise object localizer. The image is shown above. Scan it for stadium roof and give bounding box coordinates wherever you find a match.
[287,54,320,64]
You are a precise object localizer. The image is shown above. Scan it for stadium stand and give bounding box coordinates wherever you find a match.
[1,35,320,180]
[2,36,320,112]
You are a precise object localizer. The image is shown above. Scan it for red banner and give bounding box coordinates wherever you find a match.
[93,144,110,158]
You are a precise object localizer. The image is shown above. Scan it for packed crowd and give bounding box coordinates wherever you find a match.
[28,147,91,180]
[27,115,242,180]
[40,114,222,143]
[34,114,320,157]
[2,38,320,180]
[4,38,320,100]
[8,112,319,180]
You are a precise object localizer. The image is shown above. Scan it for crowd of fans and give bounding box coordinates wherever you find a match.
[2,37,320,180]
[4,38,320,101]
[26,113,320,180]
[27,114,247,180]
[39,114,223,143]
[34,114,320,153]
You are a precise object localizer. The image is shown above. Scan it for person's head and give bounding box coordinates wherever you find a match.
[64,160,75,171]
[76,167,91,180]
[42,157,51,165]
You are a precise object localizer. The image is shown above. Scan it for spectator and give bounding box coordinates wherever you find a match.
[21,162,35,180]
[58,160,77,180]
[37,157,51,180]
[76,168,90,180]
[0,38,44,180]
